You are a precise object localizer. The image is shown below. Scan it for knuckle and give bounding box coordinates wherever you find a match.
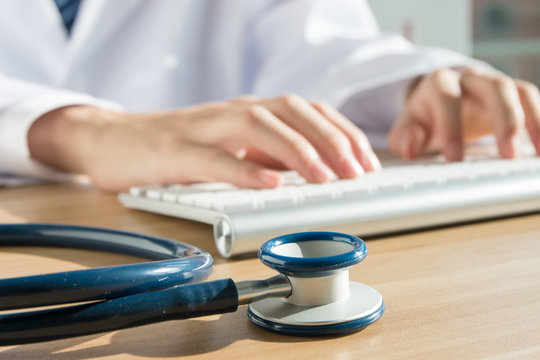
[232,94,258,103]
[241,105,267,127]
[325,132,351,155]
[279,93,304,109]
[431,68,451,80]
[490,75,514,90]
[312,100,331,111]
[518,80,539,96]
[427,69,461,98]
[430,68,454,84]
[289,140,310,156]
[288,140,318,165]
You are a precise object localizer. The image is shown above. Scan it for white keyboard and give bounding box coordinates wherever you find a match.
[119,154,540,257]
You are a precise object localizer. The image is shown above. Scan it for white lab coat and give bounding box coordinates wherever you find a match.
[0,0,481,180]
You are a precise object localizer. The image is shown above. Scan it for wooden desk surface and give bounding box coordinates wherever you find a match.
[1,184,540,359]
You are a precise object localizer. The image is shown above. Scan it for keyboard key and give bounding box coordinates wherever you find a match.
[129,186,145,197]
[282,171,307,186]
[131,185,164,198]
[162,191,180,203]
[221,198,256,212]
[298,185,336,203]
[177,193,206,206]
[338,180,371,198]
[371,178,405,193]
[145,188,164,200]
[262,192,297,209]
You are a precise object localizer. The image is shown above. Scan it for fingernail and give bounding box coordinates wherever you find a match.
[399,130,413,159]
[512,137,521,157]
[256,169,282,188]
[445,139,463,161]
[303,147,334,182]
[306,146,321,161]
[535,137,540,155]
[367,150,382,170]
[340,154,364,178]
[501,138,517,159]
[308,161,333,182]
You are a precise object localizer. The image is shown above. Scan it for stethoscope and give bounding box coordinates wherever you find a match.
[0,224,384,345]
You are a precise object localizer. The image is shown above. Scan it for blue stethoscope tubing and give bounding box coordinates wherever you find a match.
[0,224,384,345]
[0,223,235,345]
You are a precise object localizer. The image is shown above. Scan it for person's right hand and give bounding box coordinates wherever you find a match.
[388,68,540,161]
[28,94,380,192]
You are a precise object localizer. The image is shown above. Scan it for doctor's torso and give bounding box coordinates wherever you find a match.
[0,0,270,111]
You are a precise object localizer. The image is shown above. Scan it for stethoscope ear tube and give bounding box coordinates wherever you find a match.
[0,260,210,311]
[0,224,213,310]
[0,279,239,345]
[0,224,218,345]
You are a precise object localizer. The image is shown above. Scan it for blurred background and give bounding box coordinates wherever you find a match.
[367,0,540,87]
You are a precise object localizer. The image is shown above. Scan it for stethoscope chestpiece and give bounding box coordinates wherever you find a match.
[248,231,385,336]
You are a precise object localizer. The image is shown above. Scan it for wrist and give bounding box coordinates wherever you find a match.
[28,105,123,174]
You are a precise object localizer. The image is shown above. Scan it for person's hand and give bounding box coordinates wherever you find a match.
[28,95,380,191]
[388,68,540,160]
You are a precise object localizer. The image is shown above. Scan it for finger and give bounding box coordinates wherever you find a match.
[310,101,382,171]
[243,147,288,170]
[516,80,540,155]
[388,110,430,160]
[461,73,525,158]
[176,105,333,183]
[429,69,463,161]
[223,105,334,183]
[166,144,284,189]
[261,94,364,179]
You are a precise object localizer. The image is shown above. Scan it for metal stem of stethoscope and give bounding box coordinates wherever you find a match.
[236,275,291,305]
[0,224,384,344]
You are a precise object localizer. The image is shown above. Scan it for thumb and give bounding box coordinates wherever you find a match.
[388,111,429,160]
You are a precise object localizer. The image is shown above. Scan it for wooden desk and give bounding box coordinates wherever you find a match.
[1,184,540,359]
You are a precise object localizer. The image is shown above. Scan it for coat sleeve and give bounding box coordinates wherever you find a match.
[0,74,120,180]
[248,0,491,147]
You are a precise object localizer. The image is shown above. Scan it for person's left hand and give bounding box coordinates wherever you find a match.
[388,68,540,160]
